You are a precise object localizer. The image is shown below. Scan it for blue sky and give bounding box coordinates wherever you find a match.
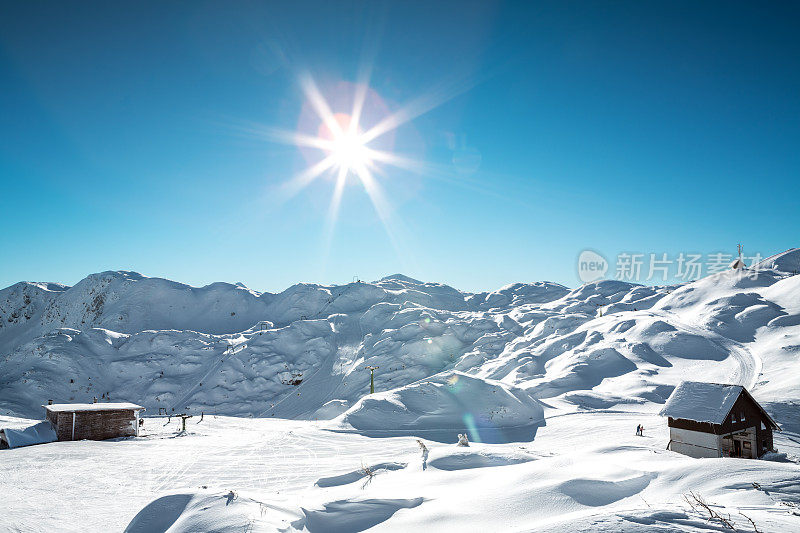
[1,2,798,293]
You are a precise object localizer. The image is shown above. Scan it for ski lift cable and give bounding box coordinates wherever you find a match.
[315,286,348,318]
[169,339,248,412]
[254,322,343,418]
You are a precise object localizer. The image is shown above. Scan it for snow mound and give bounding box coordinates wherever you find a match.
[122,491,296,533]
[311,399,350,420]
[558,474,655,506]
[426,445,537,471]
[315,462,407,487]
[301,497,425,532]
[124,490,424,533]
[329,371,545,443]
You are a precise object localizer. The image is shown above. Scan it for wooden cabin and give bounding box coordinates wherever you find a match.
[44,402,145,441]
[660,381,779,459]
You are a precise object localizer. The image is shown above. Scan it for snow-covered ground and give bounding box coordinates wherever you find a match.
[2,411,799,532]
[1,248,799,531]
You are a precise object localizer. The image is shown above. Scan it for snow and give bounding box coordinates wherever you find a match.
[754,247,800,273]
[3,413,799,532]
[0,421,57,448]
[659,381,742,424]
[44,402,144,413]
[1,247,800,531]
[329,371,545,443]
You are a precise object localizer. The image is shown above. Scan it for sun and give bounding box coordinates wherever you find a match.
[321,112,371,174]
[330,130,368,171]
[258,71,461,264]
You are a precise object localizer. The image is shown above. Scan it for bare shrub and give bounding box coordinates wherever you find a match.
[683,492,735,529]
[361,462,375,489]
[683,491,761,532]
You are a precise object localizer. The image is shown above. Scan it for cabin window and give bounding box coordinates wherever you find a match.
[761,421,767,430]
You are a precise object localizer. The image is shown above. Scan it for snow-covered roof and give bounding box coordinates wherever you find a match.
[730,257,746,269]
[44,402,144,413]
[659,382,743,424]
[1,421,57,448]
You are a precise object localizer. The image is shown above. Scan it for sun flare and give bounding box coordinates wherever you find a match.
[321,113,372,174]
[330,131,368,171]
[260,71,461,265]
[269,74,415,246]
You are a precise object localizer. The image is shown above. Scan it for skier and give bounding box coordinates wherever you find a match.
[635,424,641,436]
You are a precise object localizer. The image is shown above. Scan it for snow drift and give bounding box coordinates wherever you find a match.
[329,371,545,443]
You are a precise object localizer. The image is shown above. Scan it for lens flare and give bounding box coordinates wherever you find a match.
[267,76,415,258]
[462,412,481,443]
[255,68,476,266]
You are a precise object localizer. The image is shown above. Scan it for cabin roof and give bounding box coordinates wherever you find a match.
[43,402,144,413]
[660,382,742,424]
[659,381,780,429]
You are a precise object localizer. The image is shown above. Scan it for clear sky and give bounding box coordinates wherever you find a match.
[1,2,798,293]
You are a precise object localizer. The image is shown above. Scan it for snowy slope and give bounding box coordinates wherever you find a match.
[2,250,799,429]
[3,413,799,533]
[2,249,800,532]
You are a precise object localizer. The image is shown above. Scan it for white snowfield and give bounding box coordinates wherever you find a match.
[0,248,799,532]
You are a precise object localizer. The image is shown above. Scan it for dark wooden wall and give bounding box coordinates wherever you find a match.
[667,417,717,433]
[46,410,74,441]
[716,393,773,456]
[47,409,138,441]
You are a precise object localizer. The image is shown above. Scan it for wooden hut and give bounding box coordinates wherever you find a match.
[660,381,779,459]
[44,402,145,441]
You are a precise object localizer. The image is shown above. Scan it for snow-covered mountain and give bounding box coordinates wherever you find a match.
[2,249,798,438]
[3,249,800,533]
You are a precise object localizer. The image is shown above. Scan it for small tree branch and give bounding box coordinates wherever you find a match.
[683,492,736,530]
[739,511,761,533]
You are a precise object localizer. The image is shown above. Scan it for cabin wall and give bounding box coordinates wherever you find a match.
[48,411,75,441]
[48,409,139,441]
[668,427,720,458]
[667,417,716,433]
[716,394,773,457]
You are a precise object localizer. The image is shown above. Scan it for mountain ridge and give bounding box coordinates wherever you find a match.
[1,249,798,438]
